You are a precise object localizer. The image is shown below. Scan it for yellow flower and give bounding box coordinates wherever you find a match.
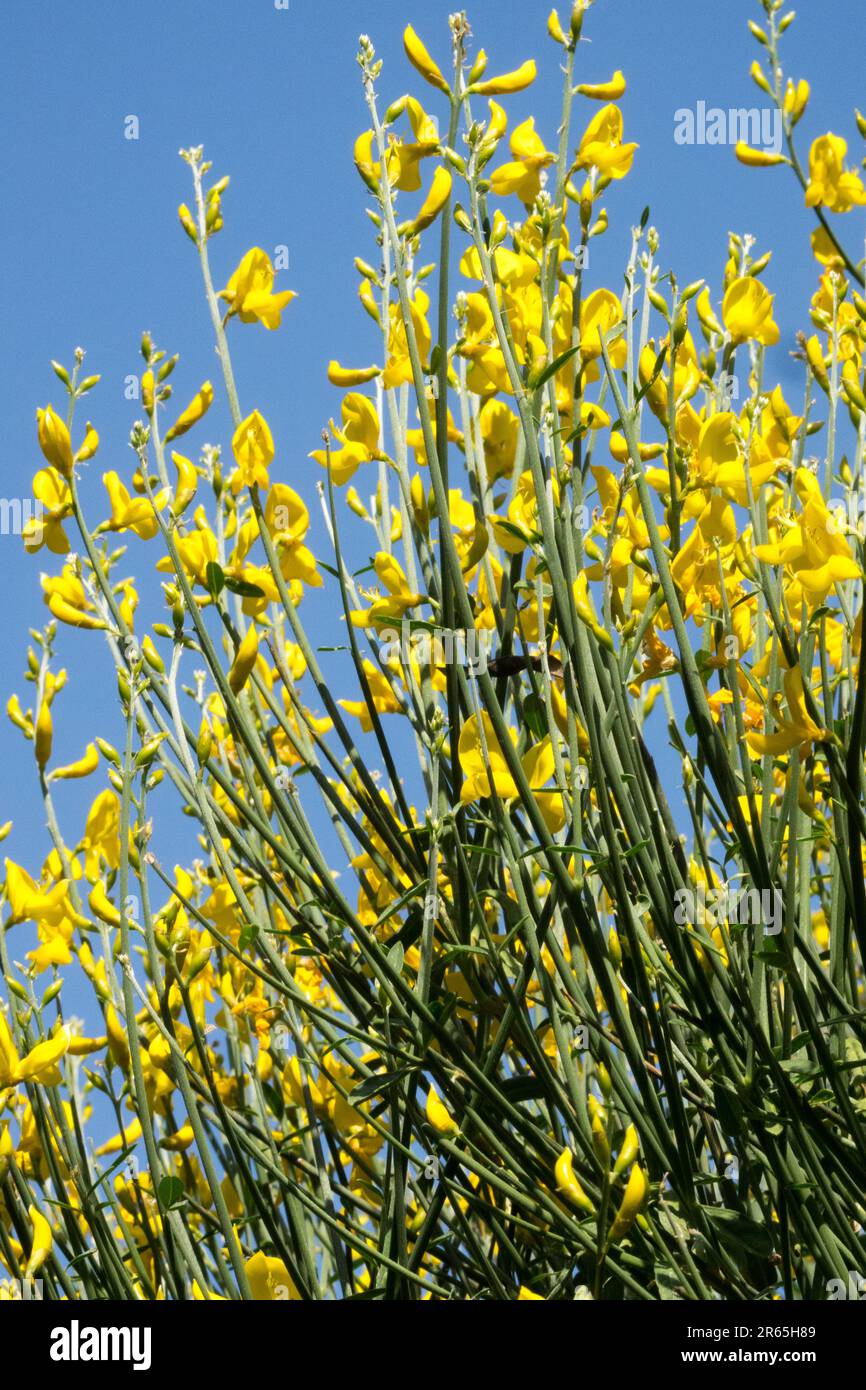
[220,248,296,329]
[403,25,450,94]
[579,287,626,369]
[425,1084,459,1136]
[547,8,567,44]
[3,850,78,973]
[82,789,121,878]
[245,1250,301,1300]
[609,1164,648,1241]
[747,666,827,757]
[350,552,424,628]
[491,118,555,206]
[383,289,432,389]
[339,662,403,731]
[554,1147,594,1213]
[327,361,381,387]
[94,1119,143,1156]
[74,421,100,463]
[101,471,161,539]
[89,880,122,927]
[16,1030,69,1085]
[34,699,53,770]
[470,59,537,96]
[384,98,442,192]
[612,1124,640,1178]
[783,77,810,125]
[36,405,74,477]
[164,381,214,442]
[404,397,463,468]
[156,525,218,589]
[735,143,786,167]
[310,393,382,485]
[0,1012,70,1091]
[42,566,106,629]
[458,712,562,829]
[753,467,861,606]
[25,1205,53,1278]
[490,468,556,553]
[609,432,663,463]
[696,412,778,506]
[575,70,626,101]
[400,165,452,235]
[479,398,520,481]
[722,276,779,345]
[4,860,71,928]
[805,133,866,213]
[231,410,274,492]
[576,103,637,179]
[171,451,199,516]
[160,1124,195,1152]
[23,469,72,554]
[695,287,724,337]
[228,624,260,695]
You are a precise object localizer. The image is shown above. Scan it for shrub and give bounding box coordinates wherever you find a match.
[3,0,866,1301]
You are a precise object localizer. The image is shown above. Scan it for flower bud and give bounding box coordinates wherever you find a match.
[749,60,772,95]
[196,718,213,765]
[35,700,53,770]
[228,624,259,695]
[178,203,198,243]
[37,405,74,478]
[609,1164,648,1241]
[547,9,567,44]
[555,1147,594,1213]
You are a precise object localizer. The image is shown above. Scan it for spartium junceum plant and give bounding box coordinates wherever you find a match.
[2,0,866,1303]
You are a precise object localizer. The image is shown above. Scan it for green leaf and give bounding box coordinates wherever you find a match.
[522,693,548,740]
[494,517,540,545]
[224,576,265,599]
[239,923,259,951]
[532,344,581,391]
[262,1081,285,1120]
[158,1176,186,1209]
[351,1066,416,1102]
[205,561,225,598]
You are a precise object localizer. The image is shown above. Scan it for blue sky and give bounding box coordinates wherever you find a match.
[1,0,864,1004]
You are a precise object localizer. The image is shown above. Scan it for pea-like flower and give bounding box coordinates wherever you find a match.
[220,248,296,330]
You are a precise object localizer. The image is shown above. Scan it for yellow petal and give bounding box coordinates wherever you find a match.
[735,142,786,167]
[25,1205,53,1278]
[327,361,381,387]
[51,743,99,781]
[165,382,214,442]
[609,1163,647,1241]
[471,59,537,96]
[575,70,626,101]
[403,25,450,93]
[426,1083,459,1135]
[17,1028,69,1083]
